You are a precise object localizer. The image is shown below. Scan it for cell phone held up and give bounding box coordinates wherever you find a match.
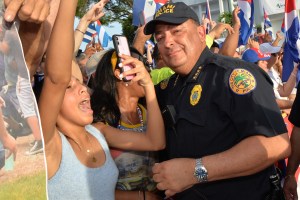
[112,35,135,82]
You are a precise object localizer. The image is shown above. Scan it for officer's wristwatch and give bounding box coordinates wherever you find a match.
[194,158,208,183]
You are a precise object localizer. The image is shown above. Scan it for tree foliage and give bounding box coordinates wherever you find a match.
[218,12,233,26]
[76,0,136,43]
[76,0,133,24]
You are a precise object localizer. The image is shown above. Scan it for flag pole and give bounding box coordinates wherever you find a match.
[218,0,224,14]
[228,0,234,12]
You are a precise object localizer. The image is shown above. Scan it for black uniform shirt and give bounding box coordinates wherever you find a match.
[289,83,300,127]
[155,47,287,200]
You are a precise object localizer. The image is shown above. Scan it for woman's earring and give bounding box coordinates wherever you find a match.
[125,83,129,87]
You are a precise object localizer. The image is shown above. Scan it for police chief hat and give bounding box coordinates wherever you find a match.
[242,48,271,63]
[144,2,200,35]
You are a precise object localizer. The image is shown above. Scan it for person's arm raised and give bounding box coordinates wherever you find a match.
[219,7,240,57]
[278,66,298,97]
[94,54,165,151]
[39,0,77,145]
[132,25,152,55]
[74,0,108,56]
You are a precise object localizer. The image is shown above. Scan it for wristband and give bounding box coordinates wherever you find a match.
[75,28,85,34]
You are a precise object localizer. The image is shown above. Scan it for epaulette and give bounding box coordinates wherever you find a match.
[157,73,178,91]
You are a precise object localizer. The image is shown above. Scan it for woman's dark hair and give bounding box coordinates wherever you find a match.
[152,44,159,62]
[91,47,147,127]
[91,49,120,127]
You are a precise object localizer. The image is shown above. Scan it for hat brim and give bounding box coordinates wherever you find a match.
[259,43,281,54]
[86,50,108,76]
[259,56,271,61]
[144,17,189,35]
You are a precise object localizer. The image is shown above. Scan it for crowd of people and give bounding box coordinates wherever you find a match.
[0,0,45,174]
[0,0,300,199]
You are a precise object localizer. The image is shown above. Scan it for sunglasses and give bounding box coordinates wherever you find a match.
[271,52,283,57]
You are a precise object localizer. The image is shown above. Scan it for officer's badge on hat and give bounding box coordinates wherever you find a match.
[190,85,202,106]
[144,2,200,35]
[229,69,256,95]
[160,78,169,90]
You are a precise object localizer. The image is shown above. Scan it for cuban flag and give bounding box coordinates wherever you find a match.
[205,0,211,34]
[282,0,300,82]
[263,8,273,38]
[95,21,112,48]
[83,20,112,47]
[132,0,168,26]
[281,18,285,33]
[237,0,254,46]
[82,22,97,44]
[263,8,272,29]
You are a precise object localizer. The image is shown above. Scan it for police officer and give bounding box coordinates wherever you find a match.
[283,82,300,200]
[144,2,291,200]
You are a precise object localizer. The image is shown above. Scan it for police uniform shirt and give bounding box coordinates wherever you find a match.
[155,47,287,200]
[289,83,300,127]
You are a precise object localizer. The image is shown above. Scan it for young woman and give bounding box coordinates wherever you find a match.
[39,0,164,199]
[91,49,162,200]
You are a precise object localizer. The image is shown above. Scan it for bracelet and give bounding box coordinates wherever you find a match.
[75,28,85,34]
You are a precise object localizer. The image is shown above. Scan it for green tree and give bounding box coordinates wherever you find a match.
[121,15,136,45]
[218,12,233,26]
[76,0,133,23]
[76,0,136,43]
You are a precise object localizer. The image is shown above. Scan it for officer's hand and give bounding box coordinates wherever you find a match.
[283,175,298,200]
[4,0,50,23]
[153,158,198,198]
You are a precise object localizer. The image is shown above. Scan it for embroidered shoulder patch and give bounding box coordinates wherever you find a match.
[229,69,256,95]
[160,78,169,90]
[190,84,202,106]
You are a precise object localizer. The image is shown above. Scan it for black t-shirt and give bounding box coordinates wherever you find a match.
[155,47,287,200]
[289,83,300,126]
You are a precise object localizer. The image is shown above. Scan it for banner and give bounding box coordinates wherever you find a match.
[262,0,300,15]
